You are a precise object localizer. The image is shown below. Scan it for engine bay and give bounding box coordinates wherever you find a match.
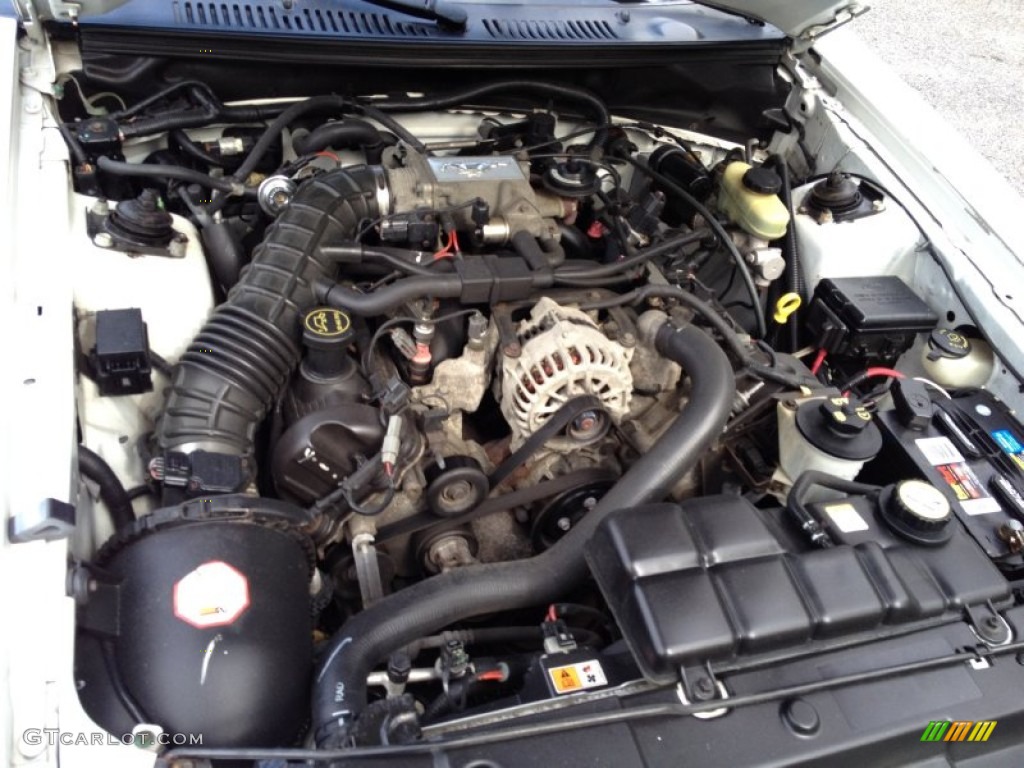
[26,58,1024,765]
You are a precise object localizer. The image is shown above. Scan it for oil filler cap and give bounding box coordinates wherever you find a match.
[880,479,953,546]
[302,307,354,378]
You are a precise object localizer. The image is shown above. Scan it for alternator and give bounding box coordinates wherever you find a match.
[501,298,633,450]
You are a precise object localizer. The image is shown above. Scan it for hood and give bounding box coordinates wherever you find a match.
[18,0,866,41]
[696,1,867,42]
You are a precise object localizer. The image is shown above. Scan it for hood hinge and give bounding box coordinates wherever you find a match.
[794,3,870,51]
[14,0,79,40]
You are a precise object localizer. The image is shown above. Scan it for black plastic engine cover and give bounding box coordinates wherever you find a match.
[77,515,313,747]
[586,495,1009,683]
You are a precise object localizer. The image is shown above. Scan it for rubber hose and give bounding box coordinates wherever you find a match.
[315,275,463,315]
[623,155,766,339]
[59,122,88,165]
[95,156,253,195]
[775,159,804,351]
[78,445,135,530]
[156,167,381,459]
[311,320,735,747]
[292,119,391,161]
[375,80,610,150]
[171,129,224,167]
[200,219,247,293]
[557,222,590,260]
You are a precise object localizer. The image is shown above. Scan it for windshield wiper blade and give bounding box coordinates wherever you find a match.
[350,0,468,31]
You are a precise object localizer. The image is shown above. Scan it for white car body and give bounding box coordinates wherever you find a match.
[0,4,1022,765]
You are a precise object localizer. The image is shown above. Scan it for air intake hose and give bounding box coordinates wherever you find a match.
[157,167,383,462]
[312,320,735,747]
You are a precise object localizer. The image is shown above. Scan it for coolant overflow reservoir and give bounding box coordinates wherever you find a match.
[719,162,790,241]
[921,329,995,389]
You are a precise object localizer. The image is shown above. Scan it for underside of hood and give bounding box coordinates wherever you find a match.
[698,0,868,42]
[20,0,865,44]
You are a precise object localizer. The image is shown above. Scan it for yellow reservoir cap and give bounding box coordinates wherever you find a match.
[719,161,790,241]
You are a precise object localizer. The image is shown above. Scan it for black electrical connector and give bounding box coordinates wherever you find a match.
[892,378,933,430]
[90,308,153,396]
[158,450,249,496]
[74,117,123,158]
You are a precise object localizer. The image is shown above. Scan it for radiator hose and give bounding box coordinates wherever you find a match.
[156,167,382,461]
[312,319,735,747]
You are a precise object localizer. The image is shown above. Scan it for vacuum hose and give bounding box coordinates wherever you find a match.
[78,445,135,531]
[311,320,735,747]
[156,167,382,460]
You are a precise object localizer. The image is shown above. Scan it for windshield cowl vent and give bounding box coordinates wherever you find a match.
[177,1,438,37]
[482,18,618,41]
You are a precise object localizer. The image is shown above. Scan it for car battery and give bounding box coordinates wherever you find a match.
[870,388,1024,570]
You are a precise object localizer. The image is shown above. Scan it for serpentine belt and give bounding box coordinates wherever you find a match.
[375,395,609,545]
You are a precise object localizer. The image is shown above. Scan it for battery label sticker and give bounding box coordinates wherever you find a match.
[991,429,1024,471]
[823,503,869,534]
[915,437,965,466]
[935,463,1001,515]
[548,660,608,694]
[173,561,250,629]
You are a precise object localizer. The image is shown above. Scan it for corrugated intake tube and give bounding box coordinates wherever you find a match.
[312,320,736,747]
[156,167,382,461]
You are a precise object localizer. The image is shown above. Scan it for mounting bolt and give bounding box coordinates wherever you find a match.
[557,517,572,532]
[93,232,113,248]
[693,677,715,701]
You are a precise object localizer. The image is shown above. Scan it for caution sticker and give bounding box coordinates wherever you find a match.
[173,561,250,629]
[935,463,1001,515]
[548,660,608,695]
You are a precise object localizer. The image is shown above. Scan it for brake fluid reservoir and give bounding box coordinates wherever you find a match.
[921,329,995,389]
[718,162,790,240]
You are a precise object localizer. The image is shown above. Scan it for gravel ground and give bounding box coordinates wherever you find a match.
[853,0,1024,196]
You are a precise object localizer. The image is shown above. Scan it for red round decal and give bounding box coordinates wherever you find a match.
[172,560,250,629]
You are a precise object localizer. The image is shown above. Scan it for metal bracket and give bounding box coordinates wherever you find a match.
[677,663,730,719]
[965,602,1012,647]
[797,4,870,47]
[7,498,75,543]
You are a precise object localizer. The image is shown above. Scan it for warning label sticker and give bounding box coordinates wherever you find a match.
[173,561,250,629]
[915,437,965,467]
[548,660,608,695]
[823,502,869,534]
[935,463,1001,516]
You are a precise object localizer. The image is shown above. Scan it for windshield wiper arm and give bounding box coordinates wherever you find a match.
[349,0,468,31]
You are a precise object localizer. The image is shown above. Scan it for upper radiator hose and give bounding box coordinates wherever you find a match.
[157,167,383,462]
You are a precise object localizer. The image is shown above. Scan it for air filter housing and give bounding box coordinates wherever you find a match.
[75,497,315,747]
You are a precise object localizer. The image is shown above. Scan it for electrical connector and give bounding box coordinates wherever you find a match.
[542,618,578,655]
[381,415,403,475]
